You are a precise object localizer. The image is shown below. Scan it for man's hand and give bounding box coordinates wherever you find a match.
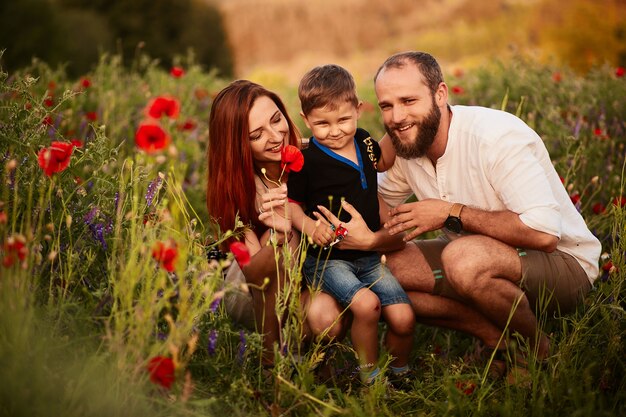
[385,199,452,241]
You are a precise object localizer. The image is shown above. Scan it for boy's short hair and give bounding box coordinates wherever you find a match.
[298,64,359,116]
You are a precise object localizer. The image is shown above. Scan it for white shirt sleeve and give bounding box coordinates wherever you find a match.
[485,128,562,238]
[377,162,413,207]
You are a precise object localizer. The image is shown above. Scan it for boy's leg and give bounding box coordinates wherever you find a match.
[381,303,415,368]
[348,287,382,368]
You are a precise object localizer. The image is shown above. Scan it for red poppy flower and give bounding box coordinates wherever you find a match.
[135,121,170,153]
[177,118,197,131]
[0,211,7,224]
[152,240,178,272]
[42,115,54,126]
[70,139,84,148]
[2,234,28,268]
[453,68,464,78]
[281,145,304,173]
[570,193,580,205]
[602,261,613,272]
[44,96,54,107]
[147,356,175,389]
[37,141,74,176]
[455,380,476,395]
[451,85,465,95]
[616,67,625,78]
[170,66,185,78]
[229,241,251,267]
[612,196,626,207]
[592,202,606,214]
[48,81,56,90]
[552,72,562,83]
[80,77,92,88]
[146,96,180,119]
[85,111,97,121]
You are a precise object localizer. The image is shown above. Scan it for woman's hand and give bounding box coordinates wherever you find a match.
[258,183,292,233]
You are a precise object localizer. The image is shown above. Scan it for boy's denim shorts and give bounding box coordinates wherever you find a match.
[303,253,410,308]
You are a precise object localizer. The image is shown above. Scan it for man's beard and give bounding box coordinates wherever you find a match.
[385,98,441,159]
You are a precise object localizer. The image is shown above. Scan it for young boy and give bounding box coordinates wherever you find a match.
[287,64,414,388]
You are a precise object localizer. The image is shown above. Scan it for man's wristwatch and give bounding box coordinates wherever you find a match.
[444,203,465,233]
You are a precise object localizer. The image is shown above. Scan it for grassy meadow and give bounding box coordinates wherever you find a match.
[0,52,625,416]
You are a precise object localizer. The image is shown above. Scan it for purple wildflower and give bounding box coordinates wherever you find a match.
[238,330,246,364]
[145,177,163,207]
[207,329,218,356]
[209,297,221,314]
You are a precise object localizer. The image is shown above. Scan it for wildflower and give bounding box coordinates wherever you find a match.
[37,141,74,176]
[451,85,465,95]
[207,329,218,355]
[616,67,625,78]
[281,145,304,174]
[44,96,54,107]
[552,72,562,83]
[70,139,84,148]
[209,297,221,313]
[170,66,185,78]
[135,120,170,153]
[592,202,606,214]
[612,196,626,207]
[229,241,250,267]
[238,329,246,364]
[80,77,92,88]
[593,128,608,140]
[453,68,464,78]
[42,115,54,126]
[177,118,197,131]
[147,356,175,389]
[146,96,180,119]
[85,111,97,121]
[455,380,476,395]
[2,234,28,268]
[152,240,178,272]
[145,176,163,206]
[570,193,581,205]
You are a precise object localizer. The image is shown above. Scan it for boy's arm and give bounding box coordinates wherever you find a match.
[376,133,396,172]
[289,201,334,247]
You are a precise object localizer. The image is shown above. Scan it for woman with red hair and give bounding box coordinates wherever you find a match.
[206,80,344,365]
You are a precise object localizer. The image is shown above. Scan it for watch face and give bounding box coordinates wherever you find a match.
[445,216,463,233]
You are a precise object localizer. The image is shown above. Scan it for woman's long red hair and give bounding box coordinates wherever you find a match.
[206,80,300,243]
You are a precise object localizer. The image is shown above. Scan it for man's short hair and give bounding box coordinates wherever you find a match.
[375,51,444,95]
[298,64,359,115]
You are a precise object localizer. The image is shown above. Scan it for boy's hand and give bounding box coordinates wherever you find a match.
[310,216,334,247]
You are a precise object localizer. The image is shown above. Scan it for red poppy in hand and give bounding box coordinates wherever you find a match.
[135,120,170,153]
[229,241,251,267]
[147,356,175,389]
[152,240,178,272]
[37,141,74,176]
[146,96,180,119]
[281,145,304,173]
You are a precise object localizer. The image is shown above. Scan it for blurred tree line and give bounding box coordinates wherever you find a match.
[0,0,233,77]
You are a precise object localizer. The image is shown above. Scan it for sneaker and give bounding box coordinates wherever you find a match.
[388,369,416,391]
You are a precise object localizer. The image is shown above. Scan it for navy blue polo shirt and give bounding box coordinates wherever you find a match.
[288,128,382,261]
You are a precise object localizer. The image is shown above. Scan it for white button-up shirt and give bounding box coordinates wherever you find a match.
[378,105,601,283]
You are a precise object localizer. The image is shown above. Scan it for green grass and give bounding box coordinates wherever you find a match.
[0,52,624,416]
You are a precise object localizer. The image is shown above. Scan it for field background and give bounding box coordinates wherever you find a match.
[0,0,625,416]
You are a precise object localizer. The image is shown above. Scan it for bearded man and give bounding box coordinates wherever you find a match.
[372,51,601,376]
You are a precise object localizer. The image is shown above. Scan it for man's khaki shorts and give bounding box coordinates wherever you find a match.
[415,236,592,315]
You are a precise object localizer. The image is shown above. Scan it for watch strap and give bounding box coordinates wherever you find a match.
[449,203,465,219]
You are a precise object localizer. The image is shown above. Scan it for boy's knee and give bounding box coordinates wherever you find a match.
[350,290,381,320]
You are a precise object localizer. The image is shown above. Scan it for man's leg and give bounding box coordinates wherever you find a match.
[441,235,550,359]
[385,242,506,349]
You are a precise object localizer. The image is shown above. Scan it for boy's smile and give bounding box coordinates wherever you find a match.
[302,101,361,154]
